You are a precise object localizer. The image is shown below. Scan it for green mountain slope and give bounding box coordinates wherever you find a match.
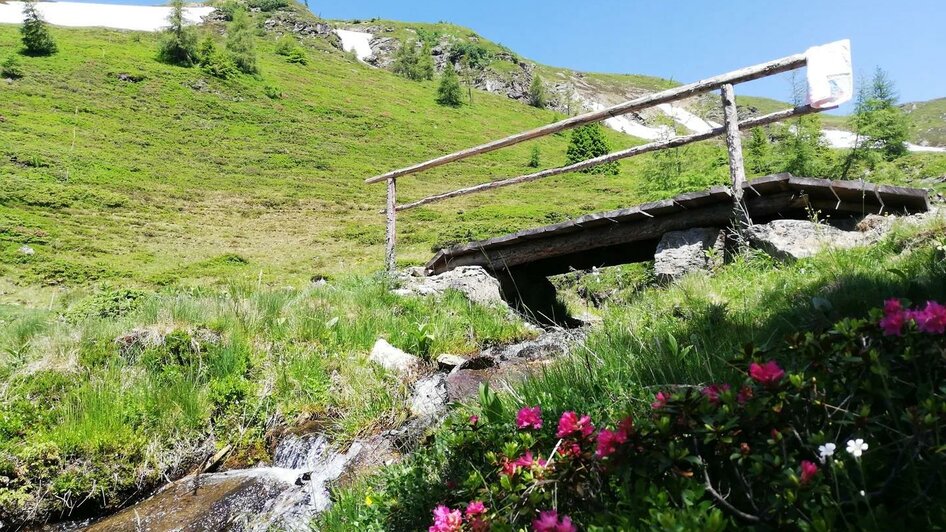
[904,97,946,146]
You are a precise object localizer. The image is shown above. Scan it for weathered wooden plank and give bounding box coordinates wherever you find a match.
[385,178,396,272]
[366,53,808,185]
[396,105,824,212]
[427,193,809,274]
[721,84,748,225]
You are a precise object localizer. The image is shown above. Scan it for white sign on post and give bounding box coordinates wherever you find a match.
[806,39,854,109]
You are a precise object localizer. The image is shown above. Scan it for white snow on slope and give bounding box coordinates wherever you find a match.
[822,129,946,152]
[657,103,719,133]
[335,29,373,62]
[0,1,212,32]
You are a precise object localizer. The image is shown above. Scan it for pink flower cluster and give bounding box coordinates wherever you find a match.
[533,509,577,532]
[556,411,595,439]
[880,298,946,336]
[596,417,633,458]
[749,360,785,385]
[701,383,731,405]
[501,450,547,477]
[800,460,819,485]
[517,406,543,430]
[429,501,489,532]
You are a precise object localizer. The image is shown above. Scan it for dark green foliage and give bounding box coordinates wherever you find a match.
[226,8,258,74]
[392,40,434,81]
[157,0,198,66]
[247,0,289,11]
[1,55,23,79]
[65,288,147,322]
[19,1,57,57]
[415,28,442,48]
[850,67,910,162]
[565,123,619,174]
[528,146,541,168]
[264,84,282,99]
[448,42,492,69]
[437,66,463,107]
[275,34,308,65]
[197,35,238,78]
[773,114,828,177]
[745,127,774,175]
[528,74,546,109]
[217,0,241,21]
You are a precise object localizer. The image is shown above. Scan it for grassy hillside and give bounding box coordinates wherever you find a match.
[0,21,660,301]
[904,97,946,146]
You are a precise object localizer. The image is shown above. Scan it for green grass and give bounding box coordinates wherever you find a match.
[904,97,946,146]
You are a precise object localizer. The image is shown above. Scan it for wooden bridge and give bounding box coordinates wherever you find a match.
[364,40,930,282]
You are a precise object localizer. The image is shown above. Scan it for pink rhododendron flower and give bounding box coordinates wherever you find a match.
[879,309,908,336]
[595,427,628,458]
[557,441,582,459]
[651,391,669,409]
[429,505,463,532]
[501,451,547,476]
[737,386,753,405]
[468,415,479,427]
[701,383,731,405]
[749,361,785,385]
[556,411,594,438]
[915,301,946,334]
[465,500,486,516]
[533,510,577,532]
[516,406,543,430]
[883,298,903,315]
[800,460,819,485]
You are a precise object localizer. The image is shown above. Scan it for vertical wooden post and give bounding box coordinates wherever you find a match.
[721,83,749,228]
[385,177,397,272]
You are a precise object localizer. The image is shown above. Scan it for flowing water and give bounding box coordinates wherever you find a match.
[83,434,363,531]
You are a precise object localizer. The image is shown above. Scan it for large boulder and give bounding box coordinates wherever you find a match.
[654,227,725,282]
[368,339,423,375]
[394,266,506,308]
[747,219,866,260]
[408,374,448,418]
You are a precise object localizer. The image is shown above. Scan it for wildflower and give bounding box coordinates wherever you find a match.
[429,505,462,532]
[883,298,903,315]
[737,386,753,405]
[365,495,373,506]
[465,501,486,517]
[701,383,731,405]
[749,360,785,385]
[915,301,946,334]
[818,442,836,463]
[595,427,628,458]
[879,308,908,336]
[557,441,582,459]
[651,391,669,409]
[516,406,543,430]
[800,460,819,485]
[502,451,547,476]
[846,438,869,458]
[739,442,751,455]
[556,411,595,439]
[533,510,577,532]
[468,415,479,427]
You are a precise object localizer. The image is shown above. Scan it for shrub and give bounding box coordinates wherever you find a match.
[226,7,258,74]
[328,299,946,530]
[448,42,492,70]
[528,146,541,168]
[565,123,619,174]
[65,288,147,322]
[157,0,199,66]
[436,66,463,107]
[528,74,546,109]
[1,55,24,79]
[264,84,282,99]
[247,0,288,11]
[392,40,434,81]
[216,0,241,21]
[275,34,308,65]
[20,1,57,57]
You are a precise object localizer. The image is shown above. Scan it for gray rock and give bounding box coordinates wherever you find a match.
[369,339,423,375]
[18,245,35,256]
[747,219,866,260]
[654,228,725,281]
[409,374,447,418]
[436,354,467,371]
[394,266,507,308]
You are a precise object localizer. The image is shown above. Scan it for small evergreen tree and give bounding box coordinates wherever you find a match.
[774,115,828,177]
[850,67,909,161]
[1,55,24,79]
[437,66,463,107]
[393,40,433,81]
[417,43,435,81]
[528,146,541,168]
[20,1,57,57]
[158,0,198,66]
[226,8,258,74]
[528,74,547,108]
[745,127,774,175]
[197,35,238,79]
[566,123,619,174]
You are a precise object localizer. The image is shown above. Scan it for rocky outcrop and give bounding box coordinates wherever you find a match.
[654,228,725,282]
[747,219,868,260]
[394,266,507,308]
[368,339,423,375]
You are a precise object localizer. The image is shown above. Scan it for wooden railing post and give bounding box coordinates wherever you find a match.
[720,83,750,228]
[385,177,397,272]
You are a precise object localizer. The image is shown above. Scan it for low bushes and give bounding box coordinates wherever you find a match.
[325,298,946,530]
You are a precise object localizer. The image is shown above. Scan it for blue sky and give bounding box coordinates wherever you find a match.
[78,0,946,111]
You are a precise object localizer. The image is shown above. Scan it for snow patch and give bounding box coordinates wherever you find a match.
[0,1,212,32]
[335,29,373,62]
[821,129,946,152]
[657,103,716,134]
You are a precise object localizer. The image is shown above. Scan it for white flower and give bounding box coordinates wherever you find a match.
[818,443,837,463]
[846,438,869,458]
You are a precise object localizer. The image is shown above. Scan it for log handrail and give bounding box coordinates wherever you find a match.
[365,52,806,185]
[365,42,848,271]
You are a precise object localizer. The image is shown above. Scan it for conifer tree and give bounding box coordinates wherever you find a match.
[850,67,909,161]
[437,65,463,107]
[20,1,57,57]
[565,123,619,174]
[745,127,774,175]
[158,0,198,66]
[226,7,258,74]
[529,74,547,109]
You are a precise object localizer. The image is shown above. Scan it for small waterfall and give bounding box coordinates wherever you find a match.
[83,433,363,532]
